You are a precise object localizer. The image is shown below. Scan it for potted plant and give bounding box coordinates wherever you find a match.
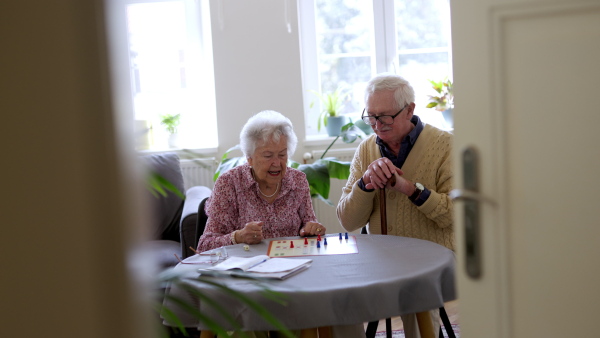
[426,78,454,128]
[310,86,350,137]
[158,270,295,338]
[213,122,366,206]
[160,113,181,148]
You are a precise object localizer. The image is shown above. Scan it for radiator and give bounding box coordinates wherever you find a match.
[180,158,218,191]
[311,147,356,162]
[310,148,359,235]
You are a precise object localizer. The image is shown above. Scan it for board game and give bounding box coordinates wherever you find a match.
[267,233,358,257]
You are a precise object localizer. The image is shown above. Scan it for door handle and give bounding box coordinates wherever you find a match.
[449,146,494,279]
[449,189,496,206]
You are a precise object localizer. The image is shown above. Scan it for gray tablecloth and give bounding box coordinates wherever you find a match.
[162,234,456,331]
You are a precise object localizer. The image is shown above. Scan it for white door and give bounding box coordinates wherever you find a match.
[451,0,600,337]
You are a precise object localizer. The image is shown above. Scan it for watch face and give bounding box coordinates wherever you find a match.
[416,183,424,190]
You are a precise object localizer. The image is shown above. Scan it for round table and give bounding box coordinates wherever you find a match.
[163,234,456,334]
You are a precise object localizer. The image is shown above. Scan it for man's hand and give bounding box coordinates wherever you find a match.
[363,158,404,190]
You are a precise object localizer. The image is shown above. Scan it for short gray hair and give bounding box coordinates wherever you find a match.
[239,110,298,159]
[364,73,415,109]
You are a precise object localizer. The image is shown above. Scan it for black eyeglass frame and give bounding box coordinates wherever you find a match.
[361,104,409,126]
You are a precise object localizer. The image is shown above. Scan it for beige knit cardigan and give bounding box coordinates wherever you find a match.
[336,124,455,250]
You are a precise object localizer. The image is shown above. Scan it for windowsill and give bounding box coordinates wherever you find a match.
[303,134,342,147]
[136,147,218,158]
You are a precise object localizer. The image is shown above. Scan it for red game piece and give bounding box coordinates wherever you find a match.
[304,237,308,245]
[317,234,321,241]
[290,241,294,248]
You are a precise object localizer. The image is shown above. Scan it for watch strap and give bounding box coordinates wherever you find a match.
[409,183,423,201]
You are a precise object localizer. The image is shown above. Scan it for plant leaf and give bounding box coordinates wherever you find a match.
[163,293,235,337]
[213,145,246,181]
[288,161,300,169]
[158,271,295,338]
[147,172,185,199]
[192,277,295,337]
[319,158,351,180]
[157,302,191,337]
[213,157,247,182]
[298,161,330,200]
[340,123,365,144]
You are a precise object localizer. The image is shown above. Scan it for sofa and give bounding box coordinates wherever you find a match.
[142,152,212,270]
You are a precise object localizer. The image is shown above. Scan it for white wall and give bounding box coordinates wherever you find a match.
[210,0,304,158]
[209,0,356,161]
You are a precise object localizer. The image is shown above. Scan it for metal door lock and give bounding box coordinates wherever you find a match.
[449,146,495,279]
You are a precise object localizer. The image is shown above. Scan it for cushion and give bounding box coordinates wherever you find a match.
[142,153,185,241]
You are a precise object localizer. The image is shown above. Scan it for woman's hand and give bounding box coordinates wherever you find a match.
[363,158,404,190]
[237,221,264,244]
[299,221,326,237]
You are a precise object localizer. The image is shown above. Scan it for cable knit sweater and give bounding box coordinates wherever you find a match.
[336,124,455,250]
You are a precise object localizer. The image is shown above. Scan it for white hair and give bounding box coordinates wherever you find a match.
[364,73,415,109]
[239,110,298,159]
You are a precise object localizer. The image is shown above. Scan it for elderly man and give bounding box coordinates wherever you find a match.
[337,73,454,338]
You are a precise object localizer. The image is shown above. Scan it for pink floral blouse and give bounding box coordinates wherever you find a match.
[196,163,317,252]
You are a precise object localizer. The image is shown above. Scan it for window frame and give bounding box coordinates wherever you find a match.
[109,0,218,152]
[299,0,452,143]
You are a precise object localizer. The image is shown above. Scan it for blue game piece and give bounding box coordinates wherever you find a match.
[324,238,328,246]
[339,232,342,240]
[317,241,320,248]
[345,232,348,239]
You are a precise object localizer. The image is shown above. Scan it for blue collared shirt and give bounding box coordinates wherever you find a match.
[358,115,431,206]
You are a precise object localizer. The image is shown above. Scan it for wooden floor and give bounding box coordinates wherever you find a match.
[364,300,459,332]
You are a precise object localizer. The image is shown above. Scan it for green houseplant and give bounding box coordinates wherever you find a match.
[160,113,181,134]
[160,113,181,148]
[426,78,454,128]
[158,269,295,338]
[214,122,366,206]
[309,86,350,136]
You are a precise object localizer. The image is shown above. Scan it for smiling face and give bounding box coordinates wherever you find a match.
[247,136,288,187]
[365,89,415,148]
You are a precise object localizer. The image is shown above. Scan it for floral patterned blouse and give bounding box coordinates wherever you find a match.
[196,163,317,252]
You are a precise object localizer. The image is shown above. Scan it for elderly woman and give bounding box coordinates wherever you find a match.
[197,110,325,252]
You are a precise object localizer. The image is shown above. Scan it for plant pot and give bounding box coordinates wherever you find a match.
[326,116,348,137]
[442,108,453,129]
[134,120,153,150]
[168,133,179,148]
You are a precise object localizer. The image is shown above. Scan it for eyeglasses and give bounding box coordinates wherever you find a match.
[174,246,229,265]
[361,104,409,126]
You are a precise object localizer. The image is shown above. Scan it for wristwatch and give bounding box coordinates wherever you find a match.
[409,182,425,202]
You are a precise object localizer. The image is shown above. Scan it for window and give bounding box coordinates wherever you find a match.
[299,0,452,138]
[122,0,217,150]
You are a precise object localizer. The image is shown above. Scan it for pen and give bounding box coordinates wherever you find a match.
[247,258,268,270]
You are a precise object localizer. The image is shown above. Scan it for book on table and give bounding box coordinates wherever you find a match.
[197,255,312,280]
